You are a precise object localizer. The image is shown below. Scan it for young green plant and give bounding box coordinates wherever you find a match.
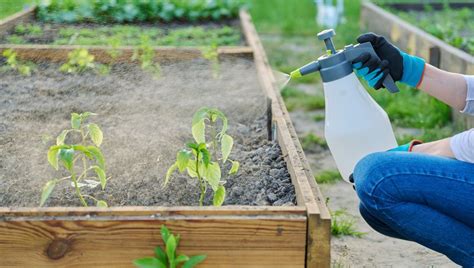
[134,225,206,268]
[1,49,35,76]
[201,43,220,78]
[132,35,161,78]
[165,108,239,206]
[41,112,108,207]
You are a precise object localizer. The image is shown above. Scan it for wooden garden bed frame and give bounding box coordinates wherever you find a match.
[361,1,474,128]
[0,7,331,268]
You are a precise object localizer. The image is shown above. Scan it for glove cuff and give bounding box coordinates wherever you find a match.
[401,53,426,88]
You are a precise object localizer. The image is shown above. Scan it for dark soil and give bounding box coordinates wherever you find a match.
[0,58,296,207]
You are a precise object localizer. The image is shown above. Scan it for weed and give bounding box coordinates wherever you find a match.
[201,43,220,78]
[165,108,239,206]
[313,114,325,122]
[132,35,162,78]
[41,112,107,207]
[301,133,327,150]
[315,170,342,184]
[1,49,35,76]
[134,225,206,268]
[60,49,96,73]
[15,23,42,35]
[6,35,25,44]
[281,87,325,111]
[331,209,366,238]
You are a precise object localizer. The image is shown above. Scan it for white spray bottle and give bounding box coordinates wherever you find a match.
[290,29,398,182]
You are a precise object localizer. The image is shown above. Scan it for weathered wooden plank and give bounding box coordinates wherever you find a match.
[0,44,254,63]
[239,10,331,267]
[0,216,307,267]
[0,206,306,218]
[0,6,35,36]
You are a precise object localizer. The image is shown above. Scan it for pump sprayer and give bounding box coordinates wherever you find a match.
[290,29,398,182]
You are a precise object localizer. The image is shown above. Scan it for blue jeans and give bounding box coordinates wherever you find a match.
[353,152,474,267]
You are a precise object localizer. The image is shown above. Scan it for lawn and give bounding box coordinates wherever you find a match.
[0,0,33,19]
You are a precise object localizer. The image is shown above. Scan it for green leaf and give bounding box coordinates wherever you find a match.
[164,163,178,187]
[220,134,233,162]
[40,180,56,206]
[80,112,94,121]
[87,146,105,169]
[96,200,108,207]
[176,255,189,263]
[183,255,207,268]
[200,147,210,167]
[58,148,74,171]
[133,257,166,268]
[154,247,168,265]
[72,144,93,159]
[71,113,81,129]
[229,160,239,175]
[161,225,170,245]
[203,162,221,191]
[166,235,177,263]
[177,150,191,173]
[92,166,106,190]
[186,160,198,178]
[192,119,206,144]
[213,185,225,206]
[56,129,70,145]
[88,123,103,147]
[47,147,60,170]
[192,107,210,125]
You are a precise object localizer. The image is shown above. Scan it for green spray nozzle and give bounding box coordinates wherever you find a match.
[290,60,321,79]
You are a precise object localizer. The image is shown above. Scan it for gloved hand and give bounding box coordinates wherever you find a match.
[352,33,426,89]
[388,140,423,152]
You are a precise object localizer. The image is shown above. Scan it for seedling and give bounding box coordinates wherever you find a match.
[60,48,96,73]
[165,108,239,206]
[134,225,206,268]
[132,35,161,78]
[201,43,220,78]
[41,112,108,207]
[60,48,110,75]
[331,209,366,238]
[1,49,35,76]
[301,133,327,150]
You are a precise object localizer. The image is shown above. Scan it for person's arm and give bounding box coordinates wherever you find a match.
[410,138,454,157]
[418,64,467,111]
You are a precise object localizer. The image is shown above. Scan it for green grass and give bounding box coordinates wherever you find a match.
[313,114,325,122]
[301,133,328,150]
[281,87,325,111]
[396,125,455,144]
[0,0,33,19]
[369,84,452,129]
[315,169,342,184]
[331,209,365,238]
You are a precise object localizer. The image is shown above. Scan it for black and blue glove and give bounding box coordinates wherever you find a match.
[352,33,426,90]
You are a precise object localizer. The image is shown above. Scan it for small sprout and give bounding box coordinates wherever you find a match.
[201,43,220,78]
[313,114,325,122]
[132,35,161,78]
[134,225,206,268]
[164,107,239,206]
[60,49,96,73]
[301,133,327,150]
[1,49,35,76]
[40,112,108,207]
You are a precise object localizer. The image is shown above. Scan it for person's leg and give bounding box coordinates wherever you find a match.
[359,202,408,241]
[353,152,474,267]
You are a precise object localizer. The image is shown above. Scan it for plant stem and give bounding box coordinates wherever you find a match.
[195,151,205,206]
[71,171,88,207]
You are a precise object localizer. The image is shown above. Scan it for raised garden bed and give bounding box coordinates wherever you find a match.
[361,1,474,129]
[0,7,330,268]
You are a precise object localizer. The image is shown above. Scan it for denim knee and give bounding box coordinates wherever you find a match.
[353,152,401,209]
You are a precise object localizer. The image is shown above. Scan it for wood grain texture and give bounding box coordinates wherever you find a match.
[0,214,306,267]
[239,10,331,267]
[0,45,253,63]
